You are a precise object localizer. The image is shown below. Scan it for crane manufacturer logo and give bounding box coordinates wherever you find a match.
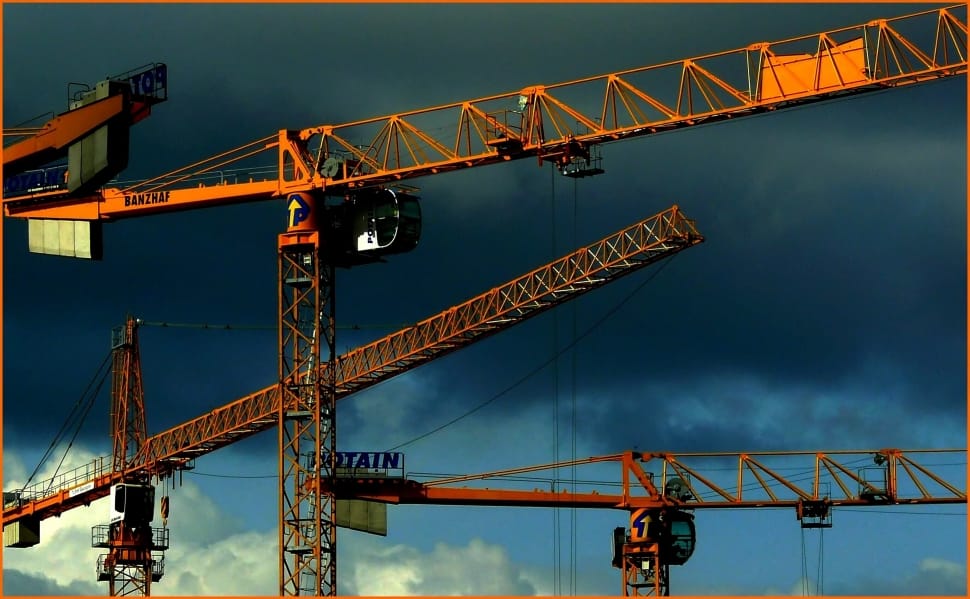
[127,64,167,99]
[287,193,311,227]
[124,191,171,206]
[630,508,651,542]
[3,165,68,196]
[321,451,402,469]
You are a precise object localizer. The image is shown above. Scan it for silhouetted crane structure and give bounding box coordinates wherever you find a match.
[3,4,966,596]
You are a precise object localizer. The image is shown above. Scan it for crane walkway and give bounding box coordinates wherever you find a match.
[4,456,112,509]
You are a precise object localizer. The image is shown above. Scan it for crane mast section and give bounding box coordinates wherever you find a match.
[3,206,701,526]
[334,449,967,510]
[4,5,965,221]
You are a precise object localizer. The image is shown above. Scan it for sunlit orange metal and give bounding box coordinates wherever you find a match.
[1,206,702,528]
[2,459,118,523]
[4,63,168,178]
[621,543,664,597]
[96,522,164,596]
[111,316,148,477]
[105,316,154,596]
[330,449,967,510]
[2,95,126,174]
[277,225,337,596]
[3,5,964,222]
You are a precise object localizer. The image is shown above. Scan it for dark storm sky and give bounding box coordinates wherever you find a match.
[2,2,965,465]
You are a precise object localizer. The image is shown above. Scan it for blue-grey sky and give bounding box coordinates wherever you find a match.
[2,2,966,596]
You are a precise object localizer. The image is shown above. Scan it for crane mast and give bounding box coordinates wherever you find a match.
[2,3,966,596]
[99,318,165,595]
[276,196,341,595]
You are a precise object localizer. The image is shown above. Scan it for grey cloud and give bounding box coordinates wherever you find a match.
[3,569,101,596]
[824,556,966,596]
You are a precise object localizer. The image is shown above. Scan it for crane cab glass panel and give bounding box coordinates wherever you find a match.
[663,511,696,566]
[109,483,155,525]
[351,189,421,256]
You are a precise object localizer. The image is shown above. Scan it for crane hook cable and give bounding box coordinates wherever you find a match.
[551,156,562,597]
[570,171,579,596]
[43,362,111,495]
[20,349,112,491]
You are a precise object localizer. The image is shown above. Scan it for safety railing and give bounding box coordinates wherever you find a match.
[6,455,111,505]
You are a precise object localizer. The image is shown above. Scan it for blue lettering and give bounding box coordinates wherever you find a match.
[128,65,167,99]
[287,194,310,227]
[3,165,69,196]
[324,451,404,474]
[141,70,154,95]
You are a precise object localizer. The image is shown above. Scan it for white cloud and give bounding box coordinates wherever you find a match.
[670,557,968,597]
[2,445,542,597]
[1,445,273,596]
[828,556,968,596]
[341,535,538,596]
[2,569,102,596]
[4,445,964,597]
[163,529,278,596]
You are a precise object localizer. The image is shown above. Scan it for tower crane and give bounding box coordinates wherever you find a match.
[2,3,966,596]
[4,204,705,594]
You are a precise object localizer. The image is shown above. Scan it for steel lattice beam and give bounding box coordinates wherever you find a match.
[331,449,967,510]
[4,6,964,221]
[133,206,700,469]
[2,205,701,526]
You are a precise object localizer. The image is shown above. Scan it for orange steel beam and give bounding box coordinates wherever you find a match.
[332,449,967,510]
[4,5,965,221]
[8,446,963,526]
[4,63,167,179]
[1,457,119,522]
[2,95,127,174]
[2,205,702,526]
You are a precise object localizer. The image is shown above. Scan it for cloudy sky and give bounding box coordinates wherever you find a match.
[2,2,966,596]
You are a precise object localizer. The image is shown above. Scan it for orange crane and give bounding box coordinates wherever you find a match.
[4,204,705,595]
[329,447,966,596]
[2,4,966,596]
[6,308,966,596]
